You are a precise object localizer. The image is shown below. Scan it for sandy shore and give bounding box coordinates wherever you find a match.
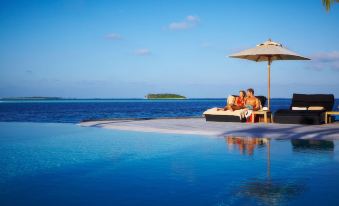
[79,118,339,139]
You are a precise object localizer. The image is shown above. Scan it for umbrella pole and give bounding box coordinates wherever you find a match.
[267,139,271,179]
[267,58,271,111]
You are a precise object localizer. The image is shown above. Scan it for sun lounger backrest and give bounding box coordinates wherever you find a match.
[291,94,334,111]
[256,96,267,107]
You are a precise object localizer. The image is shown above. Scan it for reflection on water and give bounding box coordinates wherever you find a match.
[237,178,306,206]
[291,139,334,152]
[225,136,269,155]
[225,136,335,206]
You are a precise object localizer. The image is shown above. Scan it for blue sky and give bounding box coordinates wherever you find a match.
[0,0,339,98]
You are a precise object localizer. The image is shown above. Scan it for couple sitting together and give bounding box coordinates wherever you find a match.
[218,88,261,112]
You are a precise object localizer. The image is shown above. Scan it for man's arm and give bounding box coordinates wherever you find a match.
[254,99,261,111]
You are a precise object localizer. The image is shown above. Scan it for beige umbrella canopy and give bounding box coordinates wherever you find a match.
[229,39,310,110]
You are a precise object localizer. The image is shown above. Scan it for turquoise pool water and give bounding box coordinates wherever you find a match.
[1,122,339,206]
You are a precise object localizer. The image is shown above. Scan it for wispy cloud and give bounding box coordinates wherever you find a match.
[167,15,200,31]
[134,48,151,56]
[306,51,339,71]
[105,33,123,40]
[201,42,213,48]
[25,70,33,74]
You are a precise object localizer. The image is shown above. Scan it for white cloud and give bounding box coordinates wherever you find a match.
[168,15,200,31]
[201,42,213,48]
[134,48,151,56]
[105,33,123,40]
[186,15,199,22]
[169,22,190,30]
[307,51,339,71]
[311,51,339,62]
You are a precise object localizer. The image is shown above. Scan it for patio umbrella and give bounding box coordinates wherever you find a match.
[229,39,310,110]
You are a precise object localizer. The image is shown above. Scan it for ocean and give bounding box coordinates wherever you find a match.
[0,98,338,123]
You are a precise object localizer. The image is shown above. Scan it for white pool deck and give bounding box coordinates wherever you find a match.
[79,118,339,139]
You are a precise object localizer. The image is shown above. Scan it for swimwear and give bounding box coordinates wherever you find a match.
[245,104,253,110]
[236,97,245,107]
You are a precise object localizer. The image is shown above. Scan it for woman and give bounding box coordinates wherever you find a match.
[217,90,246,111]
[227,90,246,111]
[235,90,246,107]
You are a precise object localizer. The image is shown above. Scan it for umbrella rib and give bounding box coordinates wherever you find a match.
[255,55,261,62]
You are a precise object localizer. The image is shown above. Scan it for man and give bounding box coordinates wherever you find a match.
[245,88,260,111]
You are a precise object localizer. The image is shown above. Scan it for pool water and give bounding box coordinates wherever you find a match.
[1,122,339,206]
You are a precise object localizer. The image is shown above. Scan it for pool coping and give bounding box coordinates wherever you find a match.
[79,118,339,139]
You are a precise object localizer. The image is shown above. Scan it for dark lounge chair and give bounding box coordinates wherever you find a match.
[204,96,267,122]
[273,94,335,125]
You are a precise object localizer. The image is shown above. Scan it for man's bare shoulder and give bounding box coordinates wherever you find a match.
[247,97,256,101]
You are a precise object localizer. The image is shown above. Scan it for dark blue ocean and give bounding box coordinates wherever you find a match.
[0,99,338,123]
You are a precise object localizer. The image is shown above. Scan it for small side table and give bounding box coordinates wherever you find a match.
[325,111,339,124]
[251,110,272,123]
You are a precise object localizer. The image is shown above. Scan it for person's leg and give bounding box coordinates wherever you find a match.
[231,105,245,111]
[227,105,234,111]
[217,106,228,111]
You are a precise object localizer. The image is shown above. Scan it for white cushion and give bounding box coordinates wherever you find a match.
[292,107,307,111]
[203,108,243,117]
[227,95,235,105]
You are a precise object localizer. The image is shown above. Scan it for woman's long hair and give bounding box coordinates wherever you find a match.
[239,90,246,99]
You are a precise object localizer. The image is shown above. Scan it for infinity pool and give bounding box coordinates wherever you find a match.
[1,122,339,206]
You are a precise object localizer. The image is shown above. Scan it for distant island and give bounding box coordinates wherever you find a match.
[146,93,186,99]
